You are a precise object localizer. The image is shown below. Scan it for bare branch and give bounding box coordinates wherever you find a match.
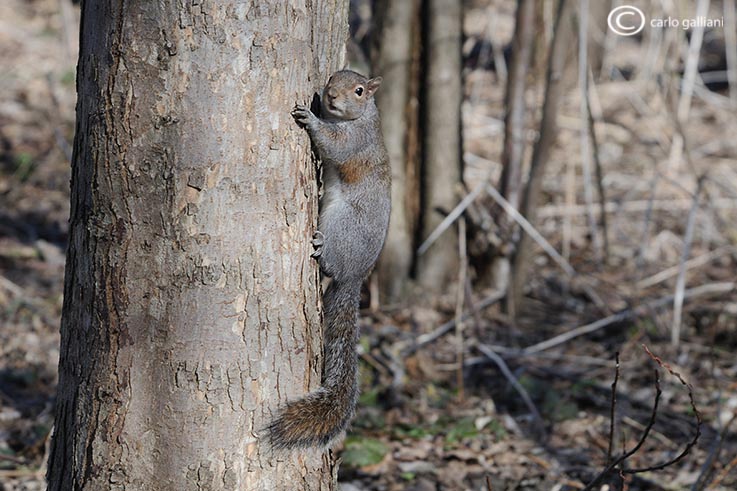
[624,345,702,473]
[401,290,506,356]
[477,344,546,436]
[485,184,577,277]
[577,0,603,263]
[636,246,735,290]
[672,176,703,346]
[418,183,485,256]
[521,282,734,355]
[586,69,609,259]
[581,369,662,491]
[607,352,620,463]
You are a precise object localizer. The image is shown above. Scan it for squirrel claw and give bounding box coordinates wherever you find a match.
[311,231,324,258]
[292,105,316,126]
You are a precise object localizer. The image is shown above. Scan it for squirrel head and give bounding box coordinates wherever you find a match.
[320,70,382,121]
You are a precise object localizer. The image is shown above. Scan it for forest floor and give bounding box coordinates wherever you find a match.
[1,1,737,490]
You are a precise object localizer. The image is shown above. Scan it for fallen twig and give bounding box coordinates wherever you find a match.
[636,246,735,290]
[521,282,735,355]
[537,197,737,218]
[692,413,737,490]
[464,350,616,368]
[401,290,505,356]
[0,454,27,465]
[477,343,546,436]
[709,452,737,489]
[417,182,485,256]
[0,468,44,479]
[485,184,576,277]
[0,274,25,297]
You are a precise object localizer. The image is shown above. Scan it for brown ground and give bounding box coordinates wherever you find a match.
[1,1,736,490]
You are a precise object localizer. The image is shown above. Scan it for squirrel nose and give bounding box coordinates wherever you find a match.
[326,89,338,100]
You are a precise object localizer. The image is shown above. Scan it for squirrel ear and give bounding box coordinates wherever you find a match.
[366,76,383,96]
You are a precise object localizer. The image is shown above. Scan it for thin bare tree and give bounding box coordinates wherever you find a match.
[417,0,463,293]
[372,0,420,302]
[508,0,575,316]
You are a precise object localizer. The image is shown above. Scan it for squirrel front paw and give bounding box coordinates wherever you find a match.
[311,231,324,258]
[292,104,318,128]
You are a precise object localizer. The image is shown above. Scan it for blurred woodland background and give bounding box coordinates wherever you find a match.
[1,0,737,489]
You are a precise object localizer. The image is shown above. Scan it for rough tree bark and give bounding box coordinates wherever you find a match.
[47,1,348,490]
[372,0,419,302]
[416,0,462,293]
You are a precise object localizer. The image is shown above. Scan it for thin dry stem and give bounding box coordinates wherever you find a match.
[668,0,709,172]
[627,345,702,473]
[586,69,609,259]
[581,369,662,491]
[577,0,603,263]
[725,0,737,105]
[418,183,485,256]
[537,197,737,218]
[455,217,467,401]
[607,352,620,463]
[485,184,576,277]
[636,245,734,290]
[672,177,703,346]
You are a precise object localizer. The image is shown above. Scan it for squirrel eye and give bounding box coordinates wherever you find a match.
[355,87,364,96]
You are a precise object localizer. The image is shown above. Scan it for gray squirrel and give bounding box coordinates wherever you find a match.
[267,70,391,449]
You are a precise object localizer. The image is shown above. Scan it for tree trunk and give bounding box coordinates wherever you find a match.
[499,0,536,212]
[588,0,612,77]
[416,0,462,293]
[47,1,348,490]
[474,0,536,290]
[508,0,574,318]
[372,0,420,302]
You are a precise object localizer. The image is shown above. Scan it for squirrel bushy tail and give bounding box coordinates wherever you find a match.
[267,278,361,449]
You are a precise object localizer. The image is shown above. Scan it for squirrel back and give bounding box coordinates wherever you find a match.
[267,70,390,449]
